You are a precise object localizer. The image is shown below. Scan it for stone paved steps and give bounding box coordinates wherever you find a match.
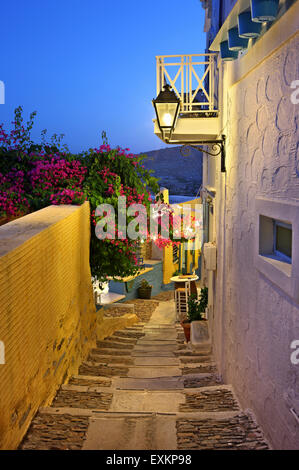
[126,366,182,378]
[36,407,242,419]
[176,414,269,450]
[61,384,115,394]
[78,362,129,377]
[96,340,134,349]
[82,414,178,450]
[179,355,213,363]
[183,374,223,389]
[86,359,181,368]
[21,413,90,450]
[112,332,145,340]
[92,348,133,356]
[113,376,186,391]
[52,389,113,410]
[20,300,269,450]
[136,339,178,345]
[104,336,138,344]
[180,387,240,413]
[119,324,146,328]
[133,357,180,366]
[87,354,135,365]
[22,407,267,451]
[109,390,185,413]
[182,365,217,374]
[176,348,212,356]
[68,375,112,387]
[132,351,176,357]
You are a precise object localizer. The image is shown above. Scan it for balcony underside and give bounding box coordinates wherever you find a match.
[154,115,221,143]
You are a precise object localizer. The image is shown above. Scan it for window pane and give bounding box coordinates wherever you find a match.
[173,245,179,263]
[276,225,292,259]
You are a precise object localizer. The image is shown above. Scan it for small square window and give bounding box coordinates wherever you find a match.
[173,245,179,264]
[259,215,292,265]
[274,221,292,261]
[256,197,299,304]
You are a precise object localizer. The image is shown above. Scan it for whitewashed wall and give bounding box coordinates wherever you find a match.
[210,31,299,449]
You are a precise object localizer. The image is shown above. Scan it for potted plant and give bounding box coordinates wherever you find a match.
[138,279,153,299]
[181,288,208,342]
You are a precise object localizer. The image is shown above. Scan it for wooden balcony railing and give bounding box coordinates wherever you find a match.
[156,53,218,116]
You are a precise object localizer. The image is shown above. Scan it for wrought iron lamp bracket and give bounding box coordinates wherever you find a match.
[178,135,226,173]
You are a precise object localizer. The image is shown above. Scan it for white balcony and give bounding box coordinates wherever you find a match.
[154,53,220,142]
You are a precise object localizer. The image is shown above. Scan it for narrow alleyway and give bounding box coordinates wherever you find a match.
[21,300,269,450]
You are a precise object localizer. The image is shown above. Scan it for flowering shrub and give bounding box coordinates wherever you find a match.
[50,189,87,205]
[0,107,88,215]
[83,138,160,279]
[29,159,87,195]
[0,108,192,280]
[0,169,30,218]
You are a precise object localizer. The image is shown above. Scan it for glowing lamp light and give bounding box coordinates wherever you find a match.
[228,27,249,50]
[250,0,279,22]
[238,11,262,37]
[163,112,172,127]
[152,84,180,141]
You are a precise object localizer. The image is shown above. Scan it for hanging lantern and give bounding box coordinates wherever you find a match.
[251,0,280,22]
[238,11,263,37]
[220,40,239,61]
[228,27,249,50]
[152,84,180,141]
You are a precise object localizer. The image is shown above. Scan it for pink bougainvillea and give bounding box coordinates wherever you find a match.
[0,108,190,280]
[0,169,30,218]
[29,159,87,197]
[50,189,87,205]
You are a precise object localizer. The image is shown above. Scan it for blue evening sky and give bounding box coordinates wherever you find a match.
[1,0,205,154]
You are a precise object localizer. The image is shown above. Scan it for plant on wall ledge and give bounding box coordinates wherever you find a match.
[82,133,160,280]
[0,106,87,219]
[186,288,208,323]
[187,294,204,322]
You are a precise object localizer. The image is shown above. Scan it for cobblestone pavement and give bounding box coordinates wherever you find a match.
[21,300,269,450]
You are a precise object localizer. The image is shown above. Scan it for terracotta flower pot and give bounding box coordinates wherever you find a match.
[181,321,191,342]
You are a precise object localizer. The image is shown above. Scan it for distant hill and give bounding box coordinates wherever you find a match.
[140,146,203,197]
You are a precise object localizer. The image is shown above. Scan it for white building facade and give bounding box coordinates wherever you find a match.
[154,0,299,449]
[203,0,299,450]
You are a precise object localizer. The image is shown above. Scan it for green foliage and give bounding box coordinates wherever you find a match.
[187,287,208,322]
[82,141,160,281]
[172,269,180,276]
[187,294,204,322]
[0,108,188,283]
[198,287,208,311]
[139,278,152,289]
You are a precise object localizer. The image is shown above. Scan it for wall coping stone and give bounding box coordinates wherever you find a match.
[0,204,84,257]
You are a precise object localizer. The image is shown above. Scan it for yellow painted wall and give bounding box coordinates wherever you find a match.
[0,202,97,449]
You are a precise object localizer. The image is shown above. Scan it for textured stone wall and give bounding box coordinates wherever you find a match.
[211,33,299,449]
[0,203,97,449]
